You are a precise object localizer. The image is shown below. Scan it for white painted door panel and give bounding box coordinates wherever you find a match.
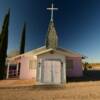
[43,61,52,83]
[53,61,61,84]
[43,60,61,84]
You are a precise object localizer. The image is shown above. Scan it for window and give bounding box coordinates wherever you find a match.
[66,60,74,69]
[29,60,36,70]
[29,60,33,70]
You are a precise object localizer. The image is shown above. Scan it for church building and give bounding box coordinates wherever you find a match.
[6,3,83,84]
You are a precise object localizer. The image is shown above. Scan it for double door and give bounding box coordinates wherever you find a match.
[43,60,61,84]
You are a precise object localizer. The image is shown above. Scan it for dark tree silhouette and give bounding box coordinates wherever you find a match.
[0,34,1,43]
[19,23,26,54]
[0,9,10,79]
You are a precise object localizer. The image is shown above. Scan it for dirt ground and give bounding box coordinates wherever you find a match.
[1,67,100,100]
[1,81,100,100]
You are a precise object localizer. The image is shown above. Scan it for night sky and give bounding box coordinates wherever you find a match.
[0,0,100,62]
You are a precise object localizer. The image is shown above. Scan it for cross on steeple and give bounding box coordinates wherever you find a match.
[47,3,58,21]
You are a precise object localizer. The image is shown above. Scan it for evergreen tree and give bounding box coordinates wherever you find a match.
[19,23,26,54]
[0,9,10,79]
[0,34,1,42]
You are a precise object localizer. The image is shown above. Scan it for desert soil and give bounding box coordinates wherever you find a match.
[0,80,100,100]
[0,67,100,100]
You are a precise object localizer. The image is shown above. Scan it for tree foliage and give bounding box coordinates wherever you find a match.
[19,23,26,54]
[0,9,10,79]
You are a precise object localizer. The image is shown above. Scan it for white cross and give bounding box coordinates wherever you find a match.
[47,3,58,21]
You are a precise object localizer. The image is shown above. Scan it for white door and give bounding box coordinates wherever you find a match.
[53,61,61,84]
[43,61,52,83]
[43,60,61,84]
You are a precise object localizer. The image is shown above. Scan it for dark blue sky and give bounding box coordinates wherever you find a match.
[0,0,100,61]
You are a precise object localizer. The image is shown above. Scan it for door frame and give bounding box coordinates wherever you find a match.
[42,59,63,84]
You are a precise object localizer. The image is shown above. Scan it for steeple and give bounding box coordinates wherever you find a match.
[45,3,58,49]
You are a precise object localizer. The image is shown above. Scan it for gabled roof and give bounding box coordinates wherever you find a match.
[57,47,82,56]
[7,46,84,61]
[34,47,82,57]
[7,46,46,60]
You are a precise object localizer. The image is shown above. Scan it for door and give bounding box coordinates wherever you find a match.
[43,60,52,83]
[53,61,61,84]
[43,60,61,84]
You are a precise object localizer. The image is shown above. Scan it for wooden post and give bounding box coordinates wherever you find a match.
[16,63,19,77]
[6,63,10,79]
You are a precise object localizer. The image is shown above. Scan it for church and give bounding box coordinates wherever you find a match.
[6,3,83,84]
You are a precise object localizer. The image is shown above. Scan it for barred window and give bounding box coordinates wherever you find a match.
[67,60,74,69]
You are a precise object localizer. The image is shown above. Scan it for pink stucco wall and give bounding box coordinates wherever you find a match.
[13,53,83,80]
[66,57,83,77]
[19,56,36,80]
